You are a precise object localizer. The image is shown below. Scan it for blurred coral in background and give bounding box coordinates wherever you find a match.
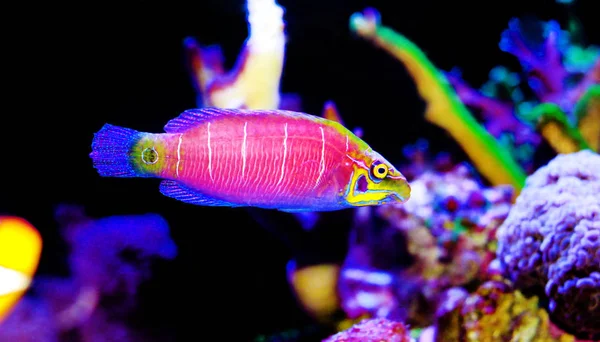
[323,318,411,342]
[0,206,177,341]
[184,0,298,111]
[338,141,513,327]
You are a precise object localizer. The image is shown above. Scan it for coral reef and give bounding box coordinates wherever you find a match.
[323,318,411,342]
[338,143,513,327]
[496,150,600,340]
[0,206,177,341]
[344,5,599,339]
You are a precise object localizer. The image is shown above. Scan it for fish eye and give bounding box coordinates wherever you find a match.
[142,147,159,164]
[371,161,388,180]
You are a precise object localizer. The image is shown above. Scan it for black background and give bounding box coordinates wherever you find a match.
[3,0,598,340]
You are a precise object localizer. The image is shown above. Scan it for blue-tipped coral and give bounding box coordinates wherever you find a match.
[496,150,600,340]
[447,17,599,160]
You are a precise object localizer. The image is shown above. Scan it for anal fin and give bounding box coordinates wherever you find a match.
[278,208,315,213]
[159,180,241,207]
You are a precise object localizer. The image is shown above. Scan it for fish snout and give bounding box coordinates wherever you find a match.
[386,171,411,203]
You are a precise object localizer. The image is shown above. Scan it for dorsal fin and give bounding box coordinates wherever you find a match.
[163,107,323,133]
[164,108,245,133]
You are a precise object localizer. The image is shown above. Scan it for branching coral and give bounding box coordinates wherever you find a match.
[323,318,411,342]
[338,142,513,327]
[183,0,294,110]
[445,67,542,172]
[496,150,600,340]
[447,17,599,162]
[435,280,575,341]
[0,206,178,341]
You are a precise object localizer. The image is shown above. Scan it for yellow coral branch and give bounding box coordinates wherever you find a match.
[350,10,527,194]
[575,85,600,151]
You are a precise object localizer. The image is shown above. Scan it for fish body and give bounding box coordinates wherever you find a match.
[90,108,410,211]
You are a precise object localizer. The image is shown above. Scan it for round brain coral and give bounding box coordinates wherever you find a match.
[496,150,600,340]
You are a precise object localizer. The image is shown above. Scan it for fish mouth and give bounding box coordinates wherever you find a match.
[385,192,403,203]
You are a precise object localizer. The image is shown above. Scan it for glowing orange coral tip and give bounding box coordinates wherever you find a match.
[0,216,43,323]
[322,100,344,125]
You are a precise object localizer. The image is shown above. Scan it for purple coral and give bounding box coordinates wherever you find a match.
[64,212,177,298]
[446,17,599,171]
[499,19,569,102]
[0,206,178,341]
[496,150,600,340]
[0,298,58,342]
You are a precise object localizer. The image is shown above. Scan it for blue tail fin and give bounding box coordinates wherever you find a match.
[90,124,144,177]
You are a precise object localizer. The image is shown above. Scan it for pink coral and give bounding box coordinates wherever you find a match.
[496,150,600,340]
[323,318,411,342]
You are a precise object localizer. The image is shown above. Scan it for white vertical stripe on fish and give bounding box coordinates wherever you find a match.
[241,121,248,180]
[176,133,183,178]
[276,123,288,187]
[207,122,214,183]
[314,127,326,189]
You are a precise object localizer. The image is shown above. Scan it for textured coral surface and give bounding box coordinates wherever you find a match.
[497,150,600,340]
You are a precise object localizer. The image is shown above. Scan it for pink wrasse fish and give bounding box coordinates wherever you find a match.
[90,108,410,212]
